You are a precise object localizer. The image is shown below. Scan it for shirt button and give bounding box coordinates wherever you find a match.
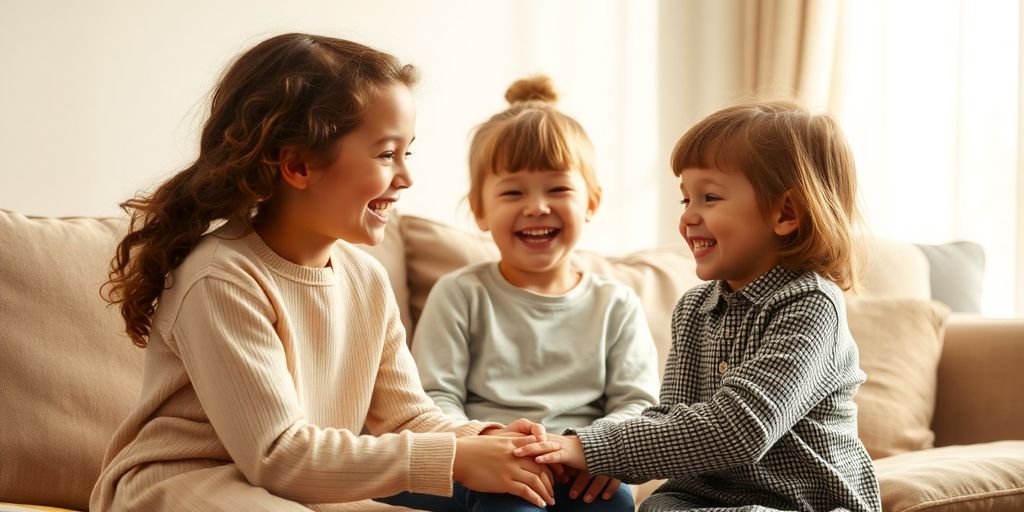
[718,361,729,374]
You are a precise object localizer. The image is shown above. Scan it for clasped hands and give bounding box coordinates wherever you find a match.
[459,418,620,507]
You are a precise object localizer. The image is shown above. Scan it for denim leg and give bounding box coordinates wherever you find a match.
[552,481,635,512]
[374,490,462,511]
[375,481,635,511]
[460,482,547,512]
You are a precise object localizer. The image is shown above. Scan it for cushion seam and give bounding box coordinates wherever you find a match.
[896,485,1024,512]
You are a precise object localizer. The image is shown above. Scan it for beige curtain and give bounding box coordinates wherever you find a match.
[654,0,845,244]
[740,0,842,109]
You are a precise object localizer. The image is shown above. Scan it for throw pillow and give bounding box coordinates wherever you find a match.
[875,441,1024,511]
[846,296,950,459]
[0,210,144,509]
[916,241,986,313]
[858,237,931,299]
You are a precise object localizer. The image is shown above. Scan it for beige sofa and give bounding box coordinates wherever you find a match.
[1,208,1022,512]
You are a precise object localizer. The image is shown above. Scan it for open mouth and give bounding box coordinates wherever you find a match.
[515,227,560,245]
[367,199,394,219]
[691,237,717,256]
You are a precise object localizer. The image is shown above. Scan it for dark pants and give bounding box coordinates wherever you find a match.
[376,480,635,512]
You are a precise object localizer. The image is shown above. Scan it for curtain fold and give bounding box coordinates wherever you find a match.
[739,0,841,109]
[657,0,1021,315]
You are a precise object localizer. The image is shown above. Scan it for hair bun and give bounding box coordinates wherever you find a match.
[505,74,559,105]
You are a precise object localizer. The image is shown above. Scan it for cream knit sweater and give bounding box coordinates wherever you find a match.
[90,224,494,511]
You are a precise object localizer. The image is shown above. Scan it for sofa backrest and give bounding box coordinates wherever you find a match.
[0,208,947,509]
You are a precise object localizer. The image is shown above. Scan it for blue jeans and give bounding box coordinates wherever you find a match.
[376,480,635,512]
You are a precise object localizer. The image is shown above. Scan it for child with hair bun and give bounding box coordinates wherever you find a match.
[379,75,660,512]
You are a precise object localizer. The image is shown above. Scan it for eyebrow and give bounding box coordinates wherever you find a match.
[494,169,573,183]
[679,173,722,191]
[374,135,416,146]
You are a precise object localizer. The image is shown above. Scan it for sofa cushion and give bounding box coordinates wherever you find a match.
[0,504,78,511]
[0,210,144,509]
[846,296,950,459]
[916,241,986,314]
[399,214,700,372]
[859,237,931,299]
[874,441,1024,511]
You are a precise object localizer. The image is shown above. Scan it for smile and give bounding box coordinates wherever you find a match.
[367,199,395,222]
[368,200,393,213]
[515,227,560,244]
[690,237,717,257]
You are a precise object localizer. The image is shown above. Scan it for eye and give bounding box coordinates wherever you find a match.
[499,190,522,197]
[404,151,414,160]
[705,194,720,202]
[378,150,396,160]
[549,186,572,193]
[680,197,690,206]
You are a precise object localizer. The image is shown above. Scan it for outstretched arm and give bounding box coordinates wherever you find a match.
[522,292,848,484]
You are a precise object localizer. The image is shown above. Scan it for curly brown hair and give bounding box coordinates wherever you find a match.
[104,33,418,347]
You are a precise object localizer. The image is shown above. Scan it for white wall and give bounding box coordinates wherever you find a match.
[0,0,665,255]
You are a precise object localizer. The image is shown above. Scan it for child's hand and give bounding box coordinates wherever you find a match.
[454,435,556,508]
[481,418,547,440]
[513,433,587,470]
[568,470,622,503]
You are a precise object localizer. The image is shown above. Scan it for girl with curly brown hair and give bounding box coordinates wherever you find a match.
[91,33,556,512]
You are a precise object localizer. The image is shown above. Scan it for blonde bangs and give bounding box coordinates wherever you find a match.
[468,106,600,217]
[488,111,580,174]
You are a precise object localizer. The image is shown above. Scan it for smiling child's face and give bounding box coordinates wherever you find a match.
[475,168,594,293]
[302,83,416,247]
[678,166,785,291]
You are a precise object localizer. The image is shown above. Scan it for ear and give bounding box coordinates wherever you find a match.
[772,191,801,237]
[585,196,599,222]
[474,211,490,232]
[278,147,312,190]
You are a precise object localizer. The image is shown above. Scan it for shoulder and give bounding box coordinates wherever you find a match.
[673,281,715,316]
[429,262,496,296]
[762,271,843,321]
[585,273,646,311]
[175,228,268,291]
[152,230,271,333]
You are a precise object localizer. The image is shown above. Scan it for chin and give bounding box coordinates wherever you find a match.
[361,228,387,246]
[694,267,716,282]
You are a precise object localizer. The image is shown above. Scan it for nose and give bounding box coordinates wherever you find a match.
[393,161,412,190]
[679,205,700,235]
[524,194,550,216]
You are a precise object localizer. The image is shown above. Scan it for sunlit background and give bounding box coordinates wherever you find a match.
[1,0,1020,316]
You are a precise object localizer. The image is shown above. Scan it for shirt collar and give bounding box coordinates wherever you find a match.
[698,265,801,314]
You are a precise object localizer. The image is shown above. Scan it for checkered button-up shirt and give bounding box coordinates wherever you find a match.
[573,266,881,512]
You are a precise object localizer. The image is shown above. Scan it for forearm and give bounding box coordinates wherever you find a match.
[576,393,772,483]
[246,422,459,502]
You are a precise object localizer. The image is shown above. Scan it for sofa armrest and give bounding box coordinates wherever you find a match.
[931,315,1024,446]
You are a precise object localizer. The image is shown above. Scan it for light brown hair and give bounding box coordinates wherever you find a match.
[671,100,861,290]
[467,75,601,218]
[105,33,418,347]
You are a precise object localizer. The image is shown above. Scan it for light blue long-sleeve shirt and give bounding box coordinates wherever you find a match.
[411,262,660,434]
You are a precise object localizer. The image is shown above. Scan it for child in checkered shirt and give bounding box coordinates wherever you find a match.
[515,101,883,511]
